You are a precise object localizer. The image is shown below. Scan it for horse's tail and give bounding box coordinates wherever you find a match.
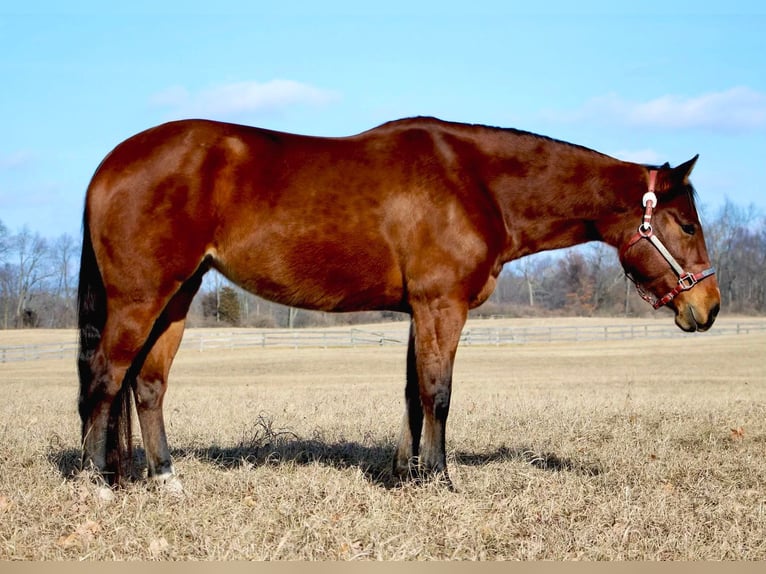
[77,209,133,485]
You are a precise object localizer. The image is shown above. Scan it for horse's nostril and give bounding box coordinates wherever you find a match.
[710,302,720,322]
[695,301,720,332]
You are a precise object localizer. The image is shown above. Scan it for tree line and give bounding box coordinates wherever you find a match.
[1,198,763,330]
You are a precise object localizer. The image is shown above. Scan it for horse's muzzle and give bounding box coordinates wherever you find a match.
[674,300,720,333]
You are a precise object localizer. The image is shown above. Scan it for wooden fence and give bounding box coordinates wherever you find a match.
[2,320,765,363]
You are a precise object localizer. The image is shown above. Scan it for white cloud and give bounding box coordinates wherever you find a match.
[545,86,766,133]
[150,79,340,119]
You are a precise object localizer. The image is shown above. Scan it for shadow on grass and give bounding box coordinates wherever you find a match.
[180,439,398,488]
[178,443,601,490]
[50,431,600,491]
[456,446,602,476]
[49,447,83,480]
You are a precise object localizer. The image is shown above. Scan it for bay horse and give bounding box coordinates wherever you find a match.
[77,117,720,491]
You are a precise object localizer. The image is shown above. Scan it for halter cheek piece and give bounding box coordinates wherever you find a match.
[619,170,716,309]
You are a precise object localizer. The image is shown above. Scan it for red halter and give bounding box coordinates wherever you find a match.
[620,170,716,309]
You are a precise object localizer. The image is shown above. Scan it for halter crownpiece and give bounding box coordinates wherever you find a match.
[642,191,657,208]
[621,169,716,309]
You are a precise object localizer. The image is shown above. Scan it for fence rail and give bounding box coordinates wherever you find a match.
[2,320,765,364]
[0,342,78,363]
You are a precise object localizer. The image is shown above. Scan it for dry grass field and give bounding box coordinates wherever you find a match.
[1,317,765,560]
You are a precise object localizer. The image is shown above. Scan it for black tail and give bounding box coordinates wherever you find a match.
[77,211,133,485]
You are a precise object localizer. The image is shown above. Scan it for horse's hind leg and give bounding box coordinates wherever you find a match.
[81,300,168,484]
[133,273,203,492]
[393,322,424,480]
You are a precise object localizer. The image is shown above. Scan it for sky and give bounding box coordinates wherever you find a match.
[1,1,765,239]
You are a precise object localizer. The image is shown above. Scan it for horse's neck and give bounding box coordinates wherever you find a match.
[479,141,646,261]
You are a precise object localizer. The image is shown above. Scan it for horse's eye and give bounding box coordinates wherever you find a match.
[681,223,696,236]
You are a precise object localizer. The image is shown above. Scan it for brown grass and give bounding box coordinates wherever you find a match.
[1,317,765,560]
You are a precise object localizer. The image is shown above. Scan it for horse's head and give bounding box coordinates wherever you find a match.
[617,156,720,332]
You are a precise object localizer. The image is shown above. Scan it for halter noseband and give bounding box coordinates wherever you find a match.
[620,170,716,309]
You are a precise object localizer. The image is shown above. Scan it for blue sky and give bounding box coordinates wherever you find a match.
[1,1,765,238]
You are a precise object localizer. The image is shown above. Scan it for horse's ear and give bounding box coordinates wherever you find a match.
[673,155,699,183]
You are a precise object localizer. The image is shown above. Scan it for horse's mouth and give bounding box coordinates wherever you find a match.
[675,302,719,333]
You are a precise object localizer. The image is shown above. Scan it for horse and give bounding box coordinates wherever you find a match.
[77,116,720,491]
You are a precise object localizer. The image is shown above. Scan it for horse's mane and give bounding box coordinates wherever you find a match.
[376,116,701,205]
[375,116,612,158]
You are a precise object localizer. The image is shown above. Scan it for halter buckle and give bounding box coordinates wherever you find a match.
[678,272,698,290]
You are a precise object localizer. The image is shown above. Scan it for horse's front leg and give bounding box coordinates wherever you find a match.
[394,297,467,487]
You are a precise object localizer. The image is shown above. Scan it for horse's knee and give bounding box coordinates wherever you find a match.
[134,377,166,410]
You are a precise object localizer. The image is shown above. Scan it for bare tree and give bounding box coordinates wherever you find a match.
[583,242,624,312]
[0,220,7,258]
[8,227,52,328]
[0,220,10,327]
[705,200,764,312]
[506,254,553,308]
[520,256,537,307]
[47,233,80,327]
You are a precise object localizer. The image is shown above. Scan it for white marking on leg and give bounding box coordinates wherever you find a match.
[152,469,184,497]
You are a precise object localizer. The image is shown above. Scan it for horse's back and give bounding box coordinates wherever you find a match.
[85,119,502,313]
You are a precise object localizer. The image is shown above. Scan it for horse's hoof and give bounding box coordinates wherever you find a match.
[434,471,456,492]
[97,485,116,503]
[392,456,421,483]
[153,473,185,497]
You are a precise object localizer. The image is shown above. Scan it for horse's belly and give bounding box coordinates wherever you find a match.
[218,237,405,313]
